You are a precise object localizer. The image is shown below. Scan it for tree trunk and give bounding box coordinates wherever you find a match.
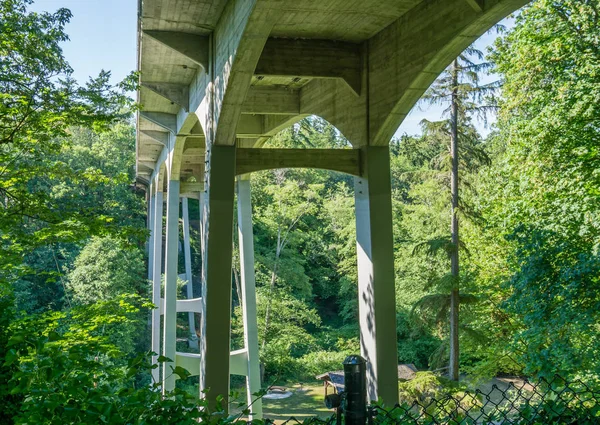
[449,58,460,382]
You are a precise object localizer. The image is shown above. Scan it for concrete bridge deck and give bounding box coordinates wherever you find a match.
[137,0,528,416]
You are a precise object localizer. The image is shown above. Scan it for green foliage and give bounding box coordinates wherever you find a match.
[66,236,146,305]
[0,0,139,286]
[466,0,600,379]
[257,288,321,379]
[0,294,22,423]
[4,295,234,425]
[398,372,472,404]
[503,227,600,378]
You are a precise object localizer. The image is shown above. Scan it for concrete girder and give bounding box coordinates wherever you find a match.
[141,130,169,146]
[140,111,177,133]
[180,182,204,193]
[143,30,209,71]
[242,86,300,115]
[464,0,484,12]
[253,114,308,147]
[236,114,299,138]
[255,38,362,96]
[142,82,190,111]
[236,148,361,176]
[368,0,529,146]
[210,1,281,146]
[172,350,250,379]
[138,161,157,170]
[300,78,368,147]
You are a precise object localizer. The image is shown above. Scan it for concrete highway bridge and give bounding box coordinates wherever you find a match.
[136,0,528,417]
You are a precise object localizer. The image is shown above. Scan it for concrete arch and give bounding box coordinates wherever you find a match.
[369,0,530,146]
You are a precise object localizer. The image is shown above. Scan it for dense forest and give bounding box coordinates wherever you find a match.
[1,0,599,423]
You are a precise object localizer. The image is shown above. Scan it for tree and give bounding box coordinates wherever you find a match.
[482,0,600,378]
[0,0,136,287]
[416,45,495,380]
[66,236,146,305]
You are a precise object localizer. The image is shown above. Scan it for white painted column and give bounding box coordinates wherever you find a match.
[354,146,399,405]
[148,189,156,283]
[163,179,180,393]
[151,188,164,385]
[237,178,263,419]
[200,145,236,411]
[199,191,205,258]
[181,197,198,349]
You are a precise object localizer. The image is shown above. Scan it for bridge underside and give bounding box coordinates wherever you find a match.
[137,0,528,415]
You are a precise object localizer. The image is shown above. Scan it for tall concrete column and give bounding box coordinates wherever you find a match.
[151,188,164,385]
[237,178,263,419]
[148,189,156,283]
[354,146,399,405]
[181,197,197,348]
[200,145,236,411]
[163,179,180,393]
[199,191,205,257]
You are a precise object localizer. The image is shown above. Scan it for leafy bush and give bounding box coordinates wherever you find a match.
[4,295,221,424]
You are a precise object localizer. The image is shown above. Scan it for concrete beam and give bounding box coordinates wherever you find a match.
[211,2,278,146]
[141,130,169,146]
[242,87,300,115]
[140,112,177,133]
[236,114,298,138]
[142,82,190,111]
[159,297,203,315]
[229,349,249,376]
[464,0,484,12]
[236,115,264,138]
[173,350,251,378]
[143,30,209,70]
[236,148,360,176]
[255,38,362,96]
[180,182,204,193]
[139,161,157,169]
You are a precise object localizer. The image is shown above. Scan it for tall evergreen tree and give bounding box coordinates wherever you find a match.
[418,44,496,380]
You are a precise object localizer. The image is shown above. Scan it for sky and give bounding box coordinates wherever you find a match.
[29,0,137,86]
[29,1,509,138]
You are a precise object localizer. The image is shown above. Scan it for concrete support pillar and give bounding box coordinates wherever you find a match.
[163,179,180,393]
[236,178,263,419]
[354,146,399,405]
[151,188,163,385]
[200,145,236,411]
[199,191,205,257]
[148,189,155,283]
[181,197,198,349]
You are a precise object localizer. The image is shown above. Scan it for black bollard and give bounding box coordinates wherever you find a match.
[343,355,367,425]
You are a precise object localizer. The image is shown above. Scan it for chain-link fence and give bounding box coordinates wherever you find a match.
[268,376,600,425]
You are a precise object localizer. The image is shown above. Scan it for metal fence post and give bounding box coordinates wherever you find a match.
[344,355,367,425]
